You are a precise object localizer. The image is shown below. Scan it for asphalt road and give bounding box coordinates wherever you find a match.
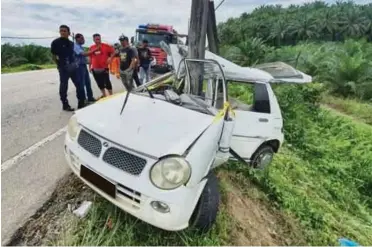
[1,69,125,244]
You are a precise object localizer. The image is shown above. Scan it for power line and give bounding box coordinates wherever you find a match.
[1,36,57,39]
[215,0,226,10]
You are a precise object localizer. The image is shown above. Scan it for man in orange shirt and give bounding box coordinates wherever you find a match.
[89,33,115,98]
[108,43,120,79]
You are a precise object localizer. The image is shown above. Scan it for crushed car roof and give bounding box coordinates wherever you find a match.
[166,44,312,84]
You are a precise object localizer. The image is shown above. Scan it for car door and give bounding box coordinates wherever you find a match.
[229,62,312,162]
[229,82,279,162]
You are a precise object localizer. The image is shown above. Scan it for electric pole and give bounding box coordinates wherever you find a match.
[187,0,209,95]
[207,0,219,54]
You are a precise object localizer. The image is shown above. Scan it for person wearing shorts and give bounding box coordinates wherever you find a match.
[89,33,115,98]
[117,35,137,91]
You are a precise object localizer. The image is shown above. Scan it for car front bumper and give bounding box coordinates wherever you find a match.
[64,132,207,231]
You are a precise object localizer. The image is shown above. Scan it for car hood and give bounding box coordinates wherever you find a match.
[75,93,214,158]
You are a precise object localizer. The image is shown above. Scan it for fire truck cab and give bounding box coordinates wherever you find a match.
[131,24,185,73]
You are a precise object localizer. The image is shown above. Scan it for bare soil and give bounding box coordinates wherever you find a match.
[217,171,306,246]
[5,173,94,246]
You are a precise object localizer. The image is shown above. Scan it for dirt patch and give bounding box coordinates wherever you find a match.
[6,173,95,246]
[218,171,305,246]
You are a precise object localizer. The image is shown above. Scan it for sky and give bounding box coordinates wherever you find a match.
[1,0,370,47]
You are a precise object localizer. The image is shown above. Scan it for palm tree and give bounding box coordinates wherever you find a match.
[269,18,289,46]
[289,15,318,43]
[217,0,372,47]
[339,8,368,39]
[316,9,339,41]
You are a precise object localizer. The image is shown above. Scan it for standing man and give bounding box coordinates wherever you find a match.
[51,25,86,111]
[137,39,153,84]
[130,43,141,87]
[89,33,115,98]
[118,35,137,91]
[74,33,97,103]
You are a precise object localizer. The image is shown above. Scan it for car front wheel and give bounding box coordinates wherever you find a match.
[189,172,220,232]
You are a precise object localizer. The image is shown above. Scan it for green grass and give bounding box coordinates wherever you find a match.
[1,64,55,74]
[322,94,372,125]
[53,178,232,246]
[226,84,372,245]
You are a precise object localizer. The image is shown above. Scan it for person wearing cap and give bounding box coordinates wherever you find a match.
[74,33,97,103]
[51,25,86,111]
[117,35,137,91]
[89,33,116,98]
[137,39,153,84]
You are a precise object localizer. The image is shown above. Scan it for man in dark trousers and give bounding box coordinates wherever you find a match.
[51,25,86,111]
[137,39,153,84]
[118,35,137,91]
[74,33,97,103]
[130,44,141,86]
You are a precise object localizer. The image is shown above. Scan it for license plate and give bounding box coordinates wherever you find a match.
[80,165,116,198]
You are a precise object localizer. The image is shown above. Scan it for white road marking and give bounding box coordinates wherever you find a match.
[1,126,67,172]
[1,68,56,77]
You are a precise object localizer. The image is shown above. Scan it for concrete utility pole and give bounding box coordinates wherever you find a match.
[187,0,209,95]
[207,0,219,54]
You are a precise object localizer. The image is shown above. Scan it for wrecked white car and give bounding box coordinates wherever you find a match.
[64,44,311,232]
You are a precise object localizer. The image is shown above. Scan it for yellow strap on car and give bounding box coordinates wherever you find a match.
[213,102,231,123]
[97,92,125,103]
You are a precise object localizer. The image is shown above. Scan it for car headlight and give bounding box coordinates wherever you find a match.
[150,157,191,190]
[67,115,79,139]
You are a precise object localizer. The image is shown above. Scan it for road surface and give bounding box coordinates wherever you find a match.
[1,69,125,245]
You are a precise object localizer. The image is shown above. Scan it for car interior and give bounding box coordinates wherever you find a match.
[135,59,272,115]
[137,75,271,115]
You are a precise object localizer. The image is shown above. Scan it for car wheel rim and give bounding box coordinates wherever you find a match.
[257,152,273,169]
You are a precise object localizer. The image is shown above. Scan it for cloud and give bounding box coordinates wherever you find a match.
[1,0,368,47]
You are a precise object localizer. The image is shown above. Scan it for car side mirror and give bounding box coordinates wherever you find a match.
[130,36,134,44]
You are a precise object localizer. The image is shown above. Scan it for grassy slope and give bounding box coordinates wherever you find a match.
[226,83,372,245]
[253,86,372,245]
[322,94,372,125]
[1,64,55,74]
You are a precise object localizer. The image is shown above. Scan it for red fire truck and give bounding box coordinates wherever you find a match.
[130,23,186,73]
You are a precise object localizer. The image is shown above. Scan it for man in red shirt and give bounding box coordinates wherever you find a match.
[89,33,115,98]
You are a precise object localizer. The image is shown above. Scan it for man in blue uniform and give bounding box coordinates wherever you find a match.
[51,25,86,111]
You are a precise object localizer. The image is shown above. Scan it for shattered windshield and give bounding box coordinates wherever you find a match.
[134,59,226,115]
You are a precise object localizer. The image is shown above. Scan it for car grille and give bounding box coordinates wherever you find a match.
[78,130,102,157]
[102,147,147,176]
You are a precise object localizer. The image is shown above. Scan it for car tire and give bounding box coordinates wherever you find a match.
[251,145,274,169]
[189,172,220,232]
